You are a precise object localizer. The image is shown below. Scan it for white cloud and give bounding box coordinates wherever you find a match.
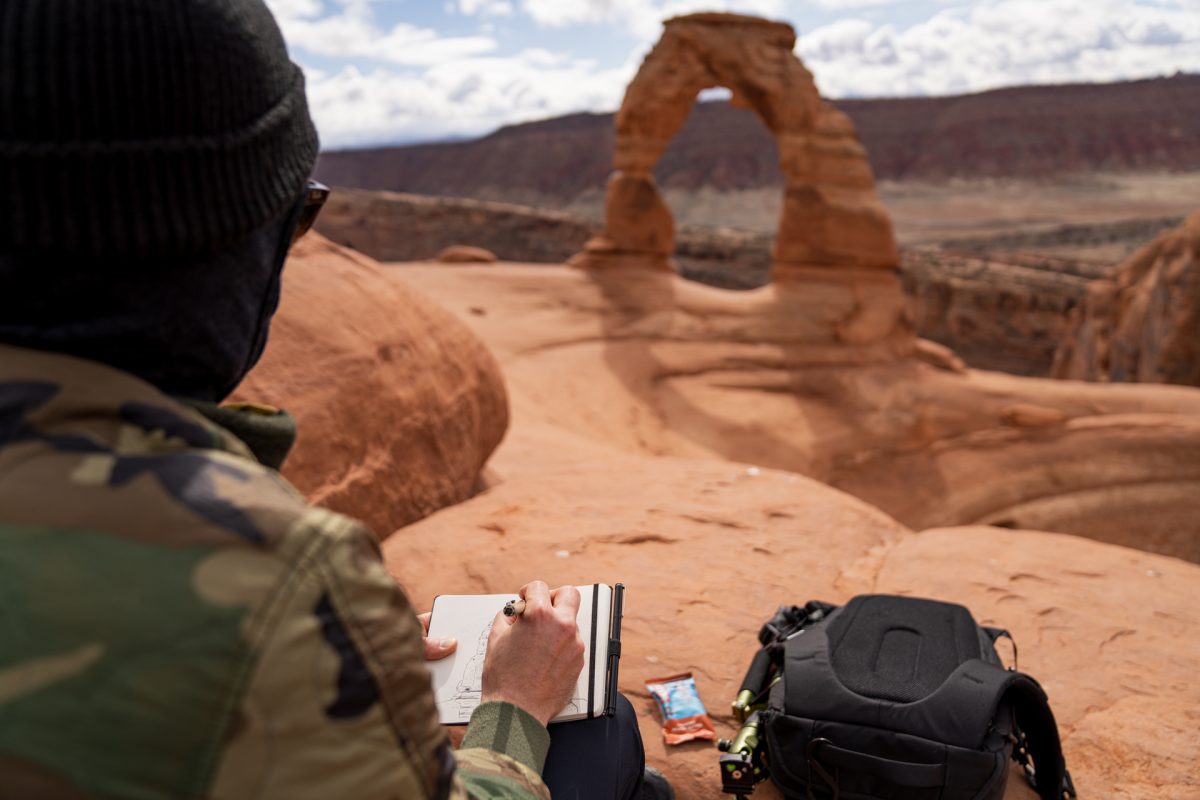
[456,0,516,16]
[265,0,323,19]
[797,0,1200,98]
[272,0,498,66]
[520,0,789,40]
[305,49,635,147]
[809,0,909,8]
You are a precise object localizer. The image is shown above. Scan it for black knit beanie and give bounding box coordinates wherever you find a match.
[0,0,319,256]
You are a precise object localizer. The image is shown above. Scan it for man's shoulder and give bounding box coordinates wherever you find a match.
[0,345,375,556]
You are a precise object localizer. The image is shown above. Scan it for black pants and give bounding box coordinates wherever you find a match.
[542,693,645,800]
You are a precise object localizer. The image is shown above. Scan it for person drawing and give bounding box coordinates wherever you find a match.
[0,1,670,798]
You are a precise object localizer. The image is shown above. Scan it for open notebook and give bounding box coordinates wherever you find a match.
[427,583,624,724]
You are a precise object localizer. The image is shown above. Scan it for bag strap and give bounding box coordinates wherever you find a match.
[984,626,1018,670]
[1003,674,1076,800]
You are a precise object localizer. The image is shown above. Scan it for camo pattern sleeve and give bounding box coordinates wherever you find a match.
[208,509,551,800]
[0,344,549,800]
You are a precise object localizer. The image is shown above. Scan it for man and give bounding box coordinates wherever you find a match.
[0,1,667,798]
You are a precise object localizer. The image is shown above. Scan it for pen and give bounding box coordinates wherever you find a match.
[503,599,526,618]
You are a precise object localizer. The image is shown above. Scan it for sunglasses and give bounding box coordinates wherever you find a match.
[292,180,330,243]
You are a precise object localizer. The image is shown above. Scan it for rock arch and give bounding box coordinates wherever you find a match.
[572,13,898,279]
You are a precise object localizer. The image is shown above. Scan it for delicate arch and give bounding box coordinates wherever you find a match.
[572,13,898,279]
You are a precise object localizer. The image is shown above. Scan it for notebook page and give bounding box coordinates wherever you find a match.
[427,585,610,724]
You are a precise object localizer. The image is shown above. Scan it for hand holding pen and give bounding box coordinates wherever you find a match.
[481,580,585,726]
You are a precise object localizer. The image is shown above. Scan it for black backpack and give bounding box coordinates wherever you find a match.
[724,595,1075,800]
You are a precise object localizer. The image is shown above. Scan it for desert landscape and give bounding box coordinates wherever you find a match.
[237,12,1200,800]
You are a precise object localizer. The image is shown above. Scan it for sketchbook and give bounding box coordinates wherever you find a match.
[427,583,624,725]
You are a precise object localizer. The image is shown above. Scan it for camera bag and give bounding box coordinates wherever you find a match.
[755,595,1074,800]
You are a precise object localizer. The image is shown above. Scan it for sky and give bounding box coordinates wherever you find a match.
[264,0,1200,150]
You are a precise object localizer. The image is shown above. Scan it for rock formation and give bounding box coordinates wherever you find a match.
[238,17,1200,798]
[572,13,896,278]
[438,244,497,263]
[1054,211,1200,386]
[384,258,1200,563]
[239,235,1200,798]
[385,452,1200,800]
[233,234,508,536]
[901,249,1099,376]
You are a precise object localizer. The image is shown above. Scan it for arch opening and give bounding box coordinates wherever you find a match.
[571,13,899,283]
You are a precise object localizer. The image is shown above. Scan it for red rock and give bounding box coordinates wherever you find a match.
[574,12,896,276]
[1055,211,1200,386]
[383,444,1200,799]
[386,258,1200,561]
[234,234,508,536]
[438,245,498,263]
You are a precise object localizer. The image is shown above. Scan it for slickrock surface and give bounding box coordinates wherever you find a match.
[235,238,1200,798]
[574,13,896,276]
[383,439,1200,799]
[233,234,507,536]
[1055,211,1200,386]
[387,260,1200,562]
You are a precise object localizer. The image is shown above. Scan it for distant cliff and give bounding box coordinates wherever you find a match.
[1054,212,1200,386]
[315,189,1192,379]
[317,74,1200,204]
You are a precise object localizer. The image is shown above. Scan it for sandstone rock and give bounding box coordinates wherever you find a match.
[913,338,967,374]
[244,220,1200,800]
[1000,403,1067,428]
[1054,211,1200,386]
[386,260,1200,562]
[438,245,498,263]
[383,440,1200,799]
[900,249,1097,377]
[574,12,896,277]
[383,455,912,800]
[233,234,508,536]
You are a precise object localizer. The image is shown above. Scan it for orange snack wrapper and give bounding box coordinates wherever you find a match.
[645,672,717,745]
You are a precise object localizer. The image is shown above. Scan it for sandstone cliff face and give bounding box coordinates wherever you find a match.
[900,250,1096,376]
[234,234,508,536]
[1054,211,1200,386]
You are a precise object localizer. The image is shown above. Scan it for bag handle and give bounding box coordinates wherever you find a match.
[1004,674,1076,800]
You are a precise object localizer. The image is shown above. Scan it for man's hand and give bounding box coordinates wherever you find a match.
[481,581,585,727]
[417,612,457,661]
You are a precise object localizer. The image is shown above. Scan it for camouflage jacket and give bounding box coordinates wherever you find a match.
[0,344,551,800]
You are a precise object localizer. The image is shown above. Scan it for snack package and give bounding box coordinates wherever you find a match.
[645,672,716,745]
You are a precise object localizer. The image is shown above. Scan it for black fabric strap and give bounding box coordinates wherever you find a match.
[1005,674,1074,800]
[985,626,1019,671]
[587,583,599,719]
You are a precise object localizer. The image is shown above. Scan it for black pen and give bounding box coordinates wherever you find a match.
[503,598,527,618]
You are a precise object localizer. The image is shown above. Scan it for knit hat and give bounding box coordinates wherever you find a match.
[0,0,319,256]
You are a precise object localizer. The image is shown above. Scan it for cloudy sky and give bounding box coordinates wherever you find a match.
[264,0,1200,150]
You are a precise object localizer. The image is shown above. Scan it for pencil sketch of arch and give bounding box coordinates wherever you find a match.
[572,13,899,281]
